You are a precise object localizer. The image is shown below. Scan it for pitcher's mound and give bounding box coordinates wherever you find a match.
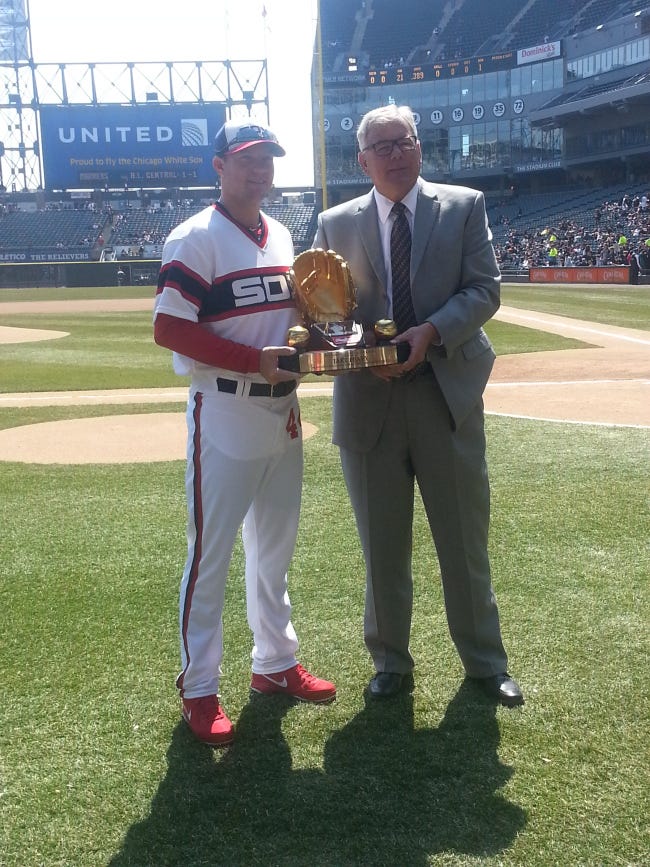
[0,413,318,464]
[0,325,68,344]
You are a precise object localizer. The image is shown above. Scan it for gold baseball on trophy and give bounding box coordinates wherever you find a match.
[287,325,310,348]
[374,319,398,341]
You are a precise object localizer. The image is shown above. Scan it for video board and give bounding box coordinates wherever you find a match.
[40,103,226,189]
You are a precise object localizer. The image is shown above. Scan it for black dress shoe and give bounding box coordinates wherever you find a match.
[367,671,414,699]
[473,673,524,707]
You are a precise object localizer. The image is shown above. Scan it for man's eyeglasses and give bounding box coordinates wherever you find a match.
[362,136,417,157]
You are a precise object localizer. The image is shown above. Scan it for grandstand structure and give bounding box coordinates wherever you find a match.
[312,0,650,281]
[315,0,650,203]
[0,0,649,285]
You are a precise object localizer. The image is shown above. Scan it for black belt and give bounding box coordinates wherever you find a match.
[216,377,297,398]
[401,360,433,382]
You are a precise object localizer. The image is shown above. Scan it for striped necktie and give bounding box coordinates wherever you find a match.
[390,201,417,332]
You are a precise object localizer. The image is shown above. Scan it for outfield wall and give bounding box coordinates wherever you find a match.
[1,260,645,289]
[0,260,160,289]
[529,267,631,284]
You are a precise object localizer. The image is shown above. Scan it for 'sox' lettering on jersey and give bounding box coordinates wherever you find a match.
[231,273,292,308]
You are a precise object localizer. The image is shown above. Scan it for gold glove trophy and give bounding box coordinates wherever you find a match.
[279,248,410,374]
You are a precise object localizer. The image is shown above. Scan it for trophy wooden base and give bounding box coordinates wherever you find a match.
[279,342,410,374]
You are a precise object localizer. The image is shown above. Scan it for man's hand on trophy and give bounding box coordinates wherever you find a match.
[370,322,435,380]
[387,322,440,378]
[290,248,356,322]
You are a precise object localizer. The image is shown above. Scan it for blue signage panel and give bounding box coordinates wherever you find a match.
[40,104,226,189]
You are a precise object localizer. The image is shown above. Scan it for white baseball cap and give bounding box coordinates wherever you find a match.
[214,120,285,157]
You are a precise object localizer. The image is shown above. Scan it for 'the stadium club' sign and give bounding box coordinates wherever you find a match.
[40,104,226,190]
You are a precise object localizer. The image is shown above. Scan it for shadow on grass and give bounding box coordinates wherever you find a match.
[109,681,526,866]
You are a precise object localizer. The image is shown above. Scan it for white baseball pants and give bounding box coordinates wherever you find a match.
[176,382,303,699]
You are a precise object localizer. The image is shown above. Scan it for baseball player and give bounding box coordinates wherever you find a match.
[153,119,336,747]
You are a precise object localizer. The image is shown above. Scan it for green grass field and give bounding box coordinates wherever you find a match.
[5,281,649,393]
[1,284,649,866]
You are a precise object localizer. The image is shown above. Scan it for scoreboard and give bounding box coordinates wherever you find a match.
[366,51,516,86]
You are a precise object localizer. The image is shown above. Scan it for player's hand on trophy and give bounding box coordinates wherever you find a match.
[260,345,302,384]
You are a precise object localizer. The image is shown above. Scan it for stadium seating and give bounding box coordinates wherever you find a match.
[489,183,650,272]
[353,0,647,66]
[321,0,359,70]
[541,69,650,111]
[490,183,648,239]
[506,0,583,48]
[433,0,524,60]
[362,0,444,68]
[497,0,647,50]
[0,207,104,252]
[575,0,647,31]
[109,204,200,252]
[264,204,317,252]
[0,201,317,259]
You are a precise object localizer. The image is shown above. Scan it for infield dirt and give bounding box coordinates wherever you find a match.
[0,297,648,464]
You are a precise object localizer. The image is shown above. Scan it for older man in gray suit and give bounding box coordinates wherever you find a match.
[314,104,523,706]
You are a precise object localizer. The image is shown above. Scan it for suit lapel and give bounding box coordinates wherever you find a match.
[355,194,387,287]
[412,182,440,279]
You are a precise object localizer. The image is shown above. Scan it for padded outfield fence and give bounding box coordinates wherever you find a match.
[0,259,160,289]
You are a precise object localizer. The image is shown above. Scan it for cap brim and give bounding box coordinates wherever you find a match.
[226,140,286,157]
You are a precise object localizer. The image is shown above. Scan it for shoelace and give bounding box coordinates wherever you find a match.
[190,697,223,721]
[294,664,317,685]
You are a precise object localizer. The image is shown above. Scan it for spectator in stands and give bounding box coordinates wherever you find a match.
[494,188,650,277]
[314,104,523,708]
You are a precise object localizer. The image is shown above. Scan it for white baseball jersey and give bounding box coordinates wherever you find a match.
[155,202,299,377]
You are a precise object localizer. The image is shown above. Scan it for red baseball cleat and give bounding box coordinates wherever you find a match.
[182,695,234,746]
[250,663,336,703]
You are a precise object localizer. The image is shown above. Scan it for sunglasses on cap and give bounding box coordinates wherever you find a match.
[215,123,286,157]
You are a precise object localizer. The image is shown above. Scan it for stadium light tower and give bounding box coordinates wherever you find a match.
[0,0,29,62]
[315,0,327,209]
[0,2,270,194]
[0,0,41,189]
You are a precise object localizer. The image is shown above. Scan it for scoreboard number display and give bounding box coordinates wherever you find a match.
[367,51,515,86]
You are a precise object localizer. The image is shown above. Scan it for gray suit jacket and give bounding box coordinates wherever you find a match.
[314,178,500,449]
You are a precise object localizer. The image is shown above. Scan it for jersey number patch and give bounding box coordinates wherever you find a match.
[286,407,300,440]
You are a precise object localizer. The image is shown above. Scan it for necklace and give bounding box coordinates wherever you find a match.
[247,215,264,242]
[218,200,263,239]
